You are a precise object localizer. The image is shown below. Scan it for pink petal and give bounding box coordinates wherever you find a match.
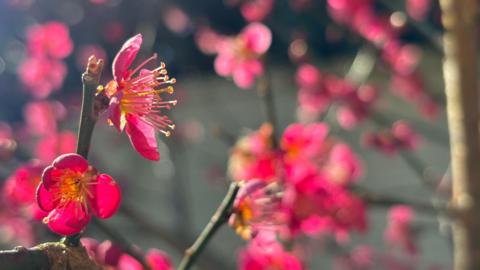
[41,165,62,190]
[214,54,235,77]
[97,240,123,266]
[36,183,56,211]
[108,93,125,132]
[118,254,143,270]
[88,174,121,219]
[146,249,173,270]
[45,202,91,235]
[52,153,89,173]
[113,34,142,81]
[241,23,272,54]
[233,66,255,89]
[125,114,160,161]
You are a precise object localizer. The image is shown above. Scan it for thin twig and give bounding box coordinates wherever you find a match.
[177,182,240,270]
[257,66,279,148]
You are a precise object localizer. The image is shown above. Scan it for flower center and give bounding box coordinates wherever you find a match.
[53,169,94,209]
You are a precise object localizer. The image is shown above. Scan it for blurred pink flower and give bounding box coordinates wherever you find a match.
[23,100,66,136]
[195,26,225,55]
[34,130,77,166]
[214,23,272,89]
[364,121,420,155]
[406,0,431,21]
[3,161,48,220]
[26,21,73,59]
[240,0,275,22]
[18,57,67,99]
[105,34,177,161]
[162,5,191,34]
[238,232,303,270]
[384,205,418,255]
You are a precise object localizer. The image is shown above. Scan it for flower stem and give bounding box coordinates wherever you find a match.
[64,56,104,247]
[257,67,279,149]
[177,182,240,270]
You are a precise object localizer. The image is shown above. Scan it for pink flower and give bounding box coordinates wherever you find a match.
[3,161,48,220]
[0,212,36,246]
[406,0,431,21]
[214,23,272,89]
[296,64,332,116]
[364,121,420,155]
[238,232,303,270]
[23,100,66,136]
[34,131,77,164]
[240,0,275,22]
[105,34,177,161]
[26,21,73,59]
[18,57,67,99]
[228,124,278,182]
[384,205,417,255]
[282,173,367,240]
[281,122,329,162]
[117,249,173,270]
[37,153,121,235]
[229,180,283,239]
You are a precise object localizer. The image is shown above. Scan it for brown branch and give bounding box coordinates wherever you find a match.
[0,242,101,270]
[439,0,480,269]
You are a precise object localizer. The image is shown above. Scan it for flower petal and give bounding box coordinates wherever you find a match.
[41,165,62,190]
[108,93,126,132]
[45,202,91,235]
[125,114,160,161]
[113,34,142,82]
[88,174,121,219]
[146,249,173,270]
[36,183,56,212]
[52,153,89,173]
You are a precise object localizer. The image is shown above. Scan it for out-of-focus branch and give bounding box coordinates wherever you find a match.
[177,182,240,270]
[353,186,450,215]
[439,1,480,269]
[257,66,279,148]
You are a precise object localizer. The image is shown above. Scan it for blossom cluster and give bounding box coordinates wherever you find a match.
[295,63,378,129]
[326,0,438,119]
[229,122,367,268]
[18,22,73,99]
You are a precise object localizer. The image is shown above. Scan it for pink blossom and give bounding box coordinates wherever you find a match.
[195,26,225,55]
[3,161,48,220]
[0,212,35,246]
[23,100,66,136]
[18,57,67,99]
[37,153,121,235]
[118,249,173,270]
[282,172,367,240]
[296,64,332,116]
[281,122,329,162]
[239,0,275,22]
[26,21,73,59]
[364,121,420,155]
[105,34,177,161]
[238,232,303,270]
[324,143,363,186]
[162,5,191,34]
[214,23,272,89]
[406,0,431,21]
[384,205,418,255]
[229,180,284,239]
[34,131,77,164]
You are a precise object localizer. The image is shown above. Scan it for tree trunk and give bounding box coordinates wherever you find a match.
[439,1,480,269]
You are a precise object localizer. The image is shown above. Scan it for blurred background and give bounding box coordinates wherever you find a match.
[0,0,453,269]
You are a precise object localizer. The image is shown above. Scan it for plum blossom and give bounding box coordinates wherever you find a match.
[3,161,48,220]
[26,21,73,59]
[364,121,420,155]
[81,238,173,270]
[105,34,177,161]
[34,131,77,164]
[384,205,418,255]
[227,0,275,22]
[18,57,67,99]
[229,180,284,239]
[214,23,272,89]
[37,153,121,235]
[23,100,66,137]
[238,232,303,270]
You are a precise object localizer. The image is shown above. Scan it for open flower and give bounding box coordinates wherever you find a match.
[36,153,121,235]
[214,23,272,89]
[105,34,176,161]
